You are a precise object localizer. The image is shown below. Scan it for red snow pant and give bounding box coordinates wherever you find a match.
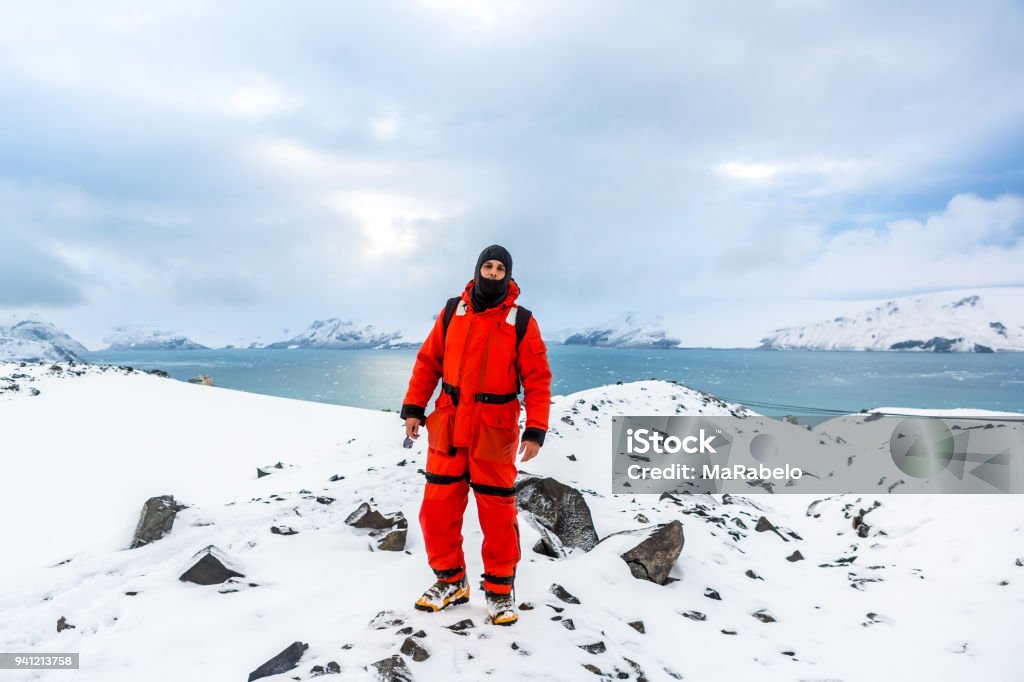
[419,445,521,594]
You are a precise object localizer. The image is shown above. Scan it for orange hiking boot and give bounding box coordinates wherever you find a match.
[414,576,470,612]
[484,589,518,626]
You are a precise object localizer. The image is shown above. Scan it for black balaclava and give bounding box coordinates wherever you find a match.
[471,244,513,312]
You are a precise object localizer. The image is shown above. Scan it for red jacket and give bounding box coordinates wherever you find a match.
[402,279,551,452]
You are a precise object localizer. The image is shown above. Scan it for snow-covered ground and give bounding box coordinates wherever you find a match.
[1,361,1021,681]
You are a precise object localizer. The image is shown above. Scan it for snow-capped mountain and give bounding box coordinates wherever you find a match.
[759,288,1024,352]
[0,317,89,362]
[102,326,210,351]
[2,365,1021,680]
[264,318,406,350]
[561,312,682,349]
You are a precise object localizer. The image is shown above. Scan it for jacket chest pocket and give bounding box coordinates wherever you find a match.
[472,402,520,464]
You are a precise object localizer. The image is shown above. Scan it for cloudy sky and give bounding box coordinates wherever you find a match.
[1,0,1022,349]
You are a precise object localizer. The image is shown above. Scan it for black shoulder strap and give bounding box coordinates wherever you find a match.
[515,306,532,349]
[442,296,461,340]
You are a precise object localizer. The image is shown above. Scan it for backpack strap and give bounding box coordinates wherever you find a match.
[514,306,532,349]
[441,296,462,340]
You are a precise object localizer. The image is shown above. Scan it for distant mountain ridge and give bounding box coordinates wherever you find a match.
[0,317,89,362]
[103,327,209,351]
[262,318,406,349]
[759,289,1024,352]
[560,312,682,349]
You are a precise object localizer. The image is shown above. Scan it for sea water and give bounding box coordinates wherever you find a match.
[80,346,1024,416]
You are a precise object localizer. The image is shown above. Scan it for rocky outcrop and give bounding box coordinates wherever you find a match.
[248,641,308,682]
[179,545,245,585]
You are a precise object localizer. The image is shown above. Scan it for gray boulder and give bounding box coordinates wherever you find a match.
[620,520,684,585]
[130,495,187,549]
[515,476,599,557]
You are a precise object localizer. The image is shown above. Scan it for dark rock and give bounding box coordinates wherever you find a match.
[754,515,789,541]
[396,626,413,635]
[329,474,345,482]
[124,591,138,596]
[567,454,577,461]
[635,513,649,523]
[786,550,804,562]
[447,619,475,634]
[628,620,645,634]
[583,664,603,675]
[271,525,298,536]
[179,546,244,585]
[57,616,75,632]
[370,654,412,682]
[144,369,169,378]
[562,619,576,630]
[345,502,400,530]
[515,476,599,557]
[681,610,706,621]
[413,630,426,638]
[752,609,776,623]
[247,641,308,682]
[316,496,335,505]
[579,641,606,654]
[401,636,430,662]
[130,495,187,549]
[550,583,581,604]
[620,520,684,585]
[704,588,721,600]
[1016,557,1023,567]
[327,661,341,674]
[519,602,535,611]
[721,629,737,635]
[257,468,273,478]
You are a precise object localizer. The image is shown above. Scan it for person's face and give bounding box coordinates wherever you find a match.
[479,259,507,280]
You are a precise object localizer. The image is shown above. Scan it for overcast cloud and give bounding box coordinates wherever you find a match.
[1,0,1022,348]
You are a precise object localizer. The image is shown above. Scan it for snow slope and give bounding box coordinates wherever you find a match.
[1,363,1021,681]
[759,288,1024,352]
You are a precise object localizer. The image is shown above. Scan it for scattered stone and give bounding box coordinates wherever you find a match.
[786,550,804,562]
[329,474,345,482]
[270,525,298,536]
[400,636,430,662]
[56,616,75,632]
[515,476,599,557]
[124,591,138,596]
[635,513,649,523]
[130,495,187,549]
[316,496,335,505]
[583,664,603,675]
[620,520,684,585]
[721,629,737,635]
[397,459,407,467]
[704,588,721,600]
[628,620,645,634]
[368,610,404,630]
[680,610,706,621]
[1016,557,1022,567]
[370,654,412,682]
[413,630,426,638]
[376,527,408,552]
[247,641,308,682]
[752,609,776,623]
[579,641,606,655]
[345,502,400,530]
[326,661,341,674]
[550,583,581,604]
[567,454,577,461]
[396,626,413,635]
[562,619,576,630]
[179,546,244,585]
[754,515,791,541]
[447,619,475,634]
[519,602,535,611]
[745,569,765,580]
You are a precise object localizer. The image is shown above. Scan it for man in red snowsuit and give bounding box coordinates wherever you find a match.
[401,245,551,626]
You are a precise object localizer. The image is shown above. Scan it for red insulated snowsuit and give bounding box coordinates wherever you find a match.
[401,278,551,594]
